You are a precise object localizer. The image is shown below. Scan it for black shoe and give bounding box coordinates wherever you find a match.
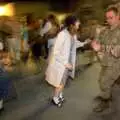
[94,96,103,101]
[51,99,62,108]
[94,96,112,102]
[93,100,110,113]
[0,107,4,113]
[59,96,65,103]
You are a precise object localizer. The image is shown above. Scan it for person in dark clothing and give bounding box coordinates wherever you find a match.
[27,14,44,60]
[0,57,10,113]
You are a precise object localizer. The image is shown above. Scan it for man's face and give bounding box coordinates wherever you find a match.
[106,10,119,26]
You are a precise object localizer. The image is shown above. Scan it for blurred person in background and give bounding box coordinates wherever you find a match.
[40,14,59,59]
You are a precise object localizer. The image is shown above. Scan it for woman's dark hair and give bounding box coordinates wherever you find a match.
[47,14,55,21]
[48,14,59,27]
[26,13,35,26]
[64,15,78,27]
[42,14,59,29]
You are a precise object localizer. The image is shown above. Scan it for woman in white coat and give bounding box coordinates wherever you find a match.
[45,16,80,107]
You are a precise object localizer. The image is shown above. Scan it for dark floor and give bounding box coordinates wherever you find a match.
[0,52,120,120]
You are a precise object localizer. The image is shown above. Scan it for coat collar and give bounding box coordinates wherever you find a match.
[63,28,77,40]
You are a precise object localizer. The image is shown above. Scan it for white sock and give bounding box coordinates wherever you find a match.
[0,99,3,109]
[59,92,63,98]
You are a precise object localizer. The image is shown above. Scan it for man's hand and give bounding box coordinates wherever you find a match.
[111,46,120,58]
[91,40,101,52]
[64,63,73,70]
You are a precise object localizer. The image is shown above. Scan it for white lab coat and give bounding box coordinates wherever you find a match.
[45,29,77,87]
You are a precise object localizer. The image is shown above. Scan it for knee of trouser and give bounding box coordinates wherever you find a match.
[99,81,112,98]
[99,83,111,92]
[99,76,115,92]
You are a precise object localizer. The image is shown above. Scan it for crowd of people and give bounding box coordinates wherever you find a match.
[1,3,120,114]
[45,6,120,113]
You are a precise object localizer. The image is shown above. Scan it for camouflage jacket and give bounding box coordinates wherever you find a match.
[99,25,120,66]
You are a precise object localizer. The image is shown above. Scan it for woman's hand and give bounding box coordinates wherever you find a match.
[64,63,73,70]
[111,46,120,58]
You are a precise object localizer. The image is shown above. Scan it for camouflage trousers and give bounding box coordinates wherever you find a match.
[98,63,120,100]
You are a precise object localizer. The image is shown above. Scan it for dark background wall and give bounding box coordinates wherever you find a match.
[0,0,118,22]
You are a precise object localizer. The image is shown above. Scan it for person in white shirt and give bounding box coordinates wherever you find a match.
[40,14,59,58]
[45,15,80,107]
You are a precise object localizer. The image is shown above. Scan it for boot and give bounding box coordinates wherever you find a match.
[93,99,110,112]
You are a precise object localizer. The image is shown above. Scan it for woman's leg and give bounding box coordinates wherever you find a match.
[58,70,69,101]
[58,84,65,102]
[52,84,64,107]
[52,69,68,107]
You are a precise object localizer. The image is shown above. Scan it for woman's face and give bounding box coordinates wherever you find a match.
[74,20,81,30]
[70,20,80,34]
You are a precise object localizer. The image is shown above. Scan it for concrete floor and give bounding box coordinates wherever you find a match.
[0,52,120,120]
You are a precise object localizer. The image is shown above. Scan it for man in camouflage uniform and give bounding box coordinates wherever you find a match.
[91,7,120,112]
